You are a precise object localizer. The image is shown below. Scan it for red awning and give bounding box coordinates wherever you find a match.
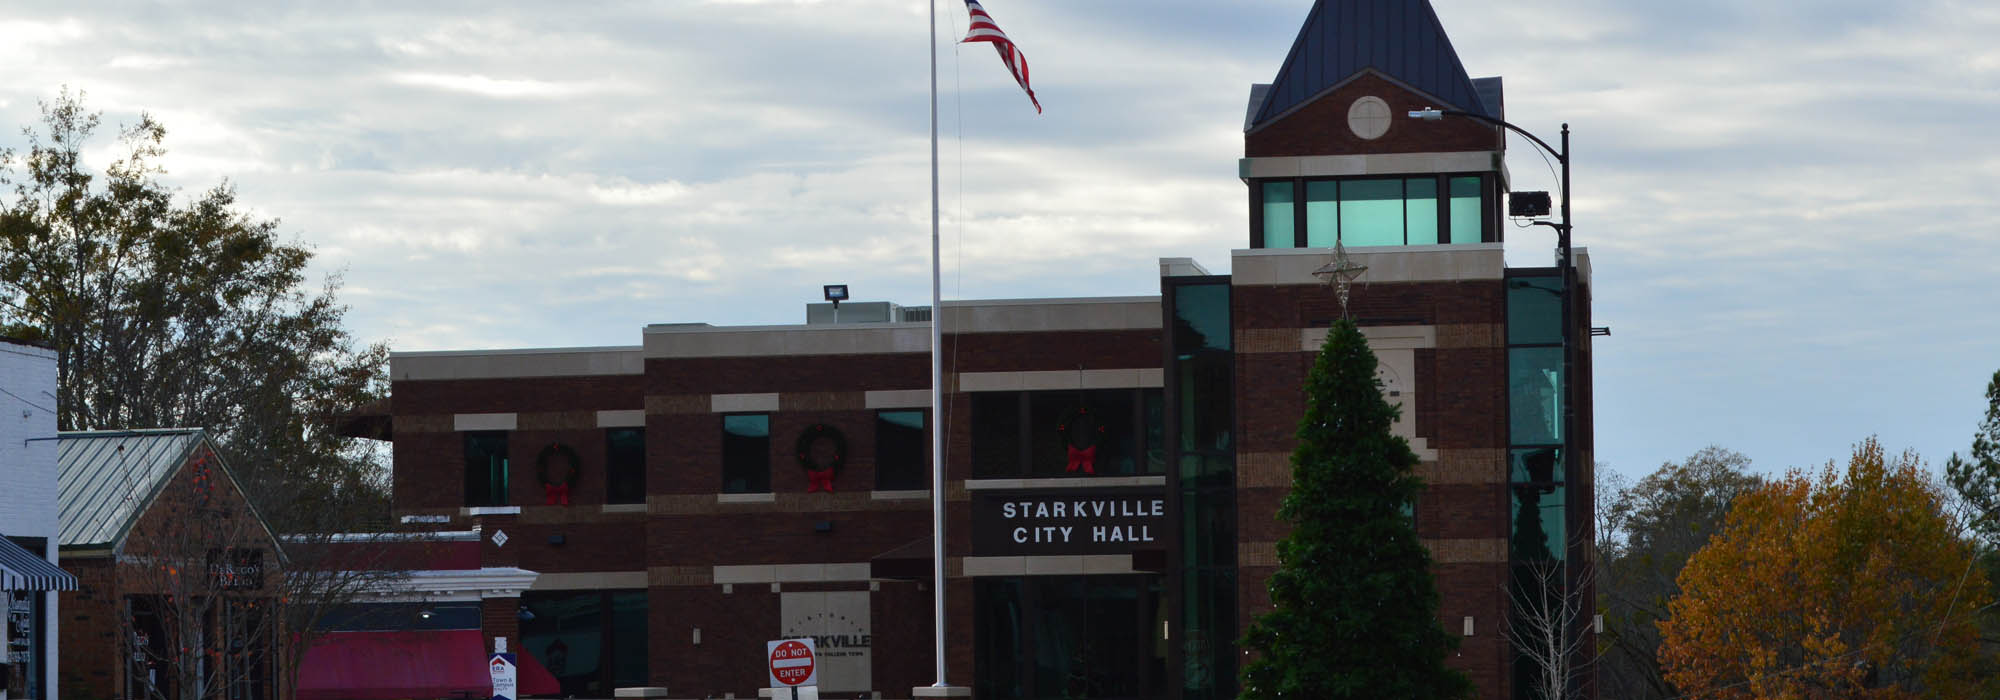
[297,630,561,700]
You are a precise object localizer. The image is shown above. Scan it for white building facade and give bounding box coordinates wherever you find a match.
[0,338,73,700]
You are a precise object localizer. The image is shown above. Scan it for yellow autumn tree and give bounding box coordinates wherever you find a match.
[1657,438,1996,699]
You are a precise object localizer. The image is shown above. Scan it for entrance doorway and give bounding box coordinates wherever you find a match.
[974,575,1166,699]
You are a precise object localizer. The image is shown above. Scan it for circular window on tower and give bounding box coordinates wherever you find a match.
[1347,96,1392,140]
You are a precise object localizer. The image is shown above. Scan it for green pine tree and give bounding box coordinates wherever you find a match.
[1239,319,1471,700]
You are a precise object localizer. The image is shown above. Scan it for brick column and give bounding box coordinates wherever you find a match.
[482,596,523,655]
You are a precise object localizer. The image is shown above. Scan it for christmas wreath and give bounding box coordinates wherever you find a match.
[537,443,582,505]
[1058,406,1106,475]
[795,424,847,492]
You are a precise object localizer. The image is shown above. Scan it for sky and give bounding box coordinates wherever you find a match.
[1,0,1995,485]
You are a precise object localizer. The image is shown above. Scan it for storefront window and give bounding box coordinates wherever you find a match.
[975,575,1166,700]
[4,589,43,700]
[521,590,649,697]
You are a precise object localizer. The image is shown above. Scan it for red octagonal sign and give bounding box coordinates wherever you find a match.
[767,638,817,687]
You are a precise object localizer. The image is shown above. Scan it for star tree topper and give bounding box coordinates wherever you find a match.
[1311,240,1369,318]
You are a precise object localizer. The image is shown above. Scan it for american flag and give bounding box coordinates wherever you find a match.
[961,0,1040,113]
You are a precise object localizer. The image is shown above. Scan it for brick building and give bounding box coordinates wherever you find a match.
[362,0,1596,698]
[56,430,284,700]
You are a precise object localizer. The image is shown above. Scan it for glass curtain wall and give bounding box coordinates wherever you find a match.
[1163,277,1236,700]
[1506,271,1567,699]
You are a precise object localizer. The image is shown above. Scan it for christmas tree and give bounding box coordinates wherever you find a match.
[1239,319,1471,699]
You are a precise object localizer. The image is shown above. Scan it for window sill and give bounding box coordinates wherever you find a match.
[871,489,930,500]
[963,475,1167,490]
[716,492,776,504]
[462,506,522,516]
[600,503,648,513]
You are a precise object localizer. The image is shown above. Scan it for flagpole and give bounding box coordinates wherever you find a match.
[927,0,949,690]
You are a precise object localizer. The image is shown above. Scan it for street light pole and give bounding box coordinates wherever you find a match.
[1411,107,1579,691]
[1407,111,1572,498]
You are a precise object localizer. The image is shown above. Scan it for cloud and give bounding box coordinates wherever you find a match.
[0,0,1994,479]
[387,72,630,99]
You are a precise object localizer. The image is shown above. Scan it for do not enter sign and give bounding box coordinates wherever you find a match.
[767,638,818,688]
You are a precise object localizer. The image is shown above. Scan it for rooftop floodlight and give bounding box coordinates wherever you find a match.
[822,284,850,307]
[1409,108,1445,121]
[1509,191,1554,218]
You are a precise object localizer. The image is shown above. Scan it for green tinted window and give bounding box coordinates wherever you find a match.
[1339,178,1404,246]
[1507,275,1563,345]
[1510,484,1566,561]
[876,410,927,490]
[1305,180,1339,247]
[1508,348,1563,445]
[1508,447,1563,484]
[1405,177,1439,245]
[1260,181,1295,248]
[1448,176,1483,243]
[463,431,509,507]
[604,428,645,504]
[610,591,649,687]
[721,414,770,493]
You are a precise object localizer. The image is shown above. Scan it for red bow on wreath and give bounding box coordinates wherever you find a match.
[1065,445,1097,475]
[807,468,837,493]
[543,483,571,505]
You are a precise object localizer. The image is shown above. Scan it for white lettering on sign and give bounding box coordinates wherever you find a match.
[1091,525,1155,543]
[1010,526,1074,543]
[975,489,1169,556]
[1001,498,1165,520]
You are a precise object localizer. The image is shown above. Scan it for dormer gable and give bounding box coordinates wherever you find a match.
[1248,0,1492,132]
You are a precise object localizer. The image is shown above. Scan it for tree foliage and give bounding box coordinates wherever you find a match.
[1238,319,1470,700]
[1657,438,1995,699]
[1945,369,2000,545]
[1597,446,1763,699]
[0,90,388,532]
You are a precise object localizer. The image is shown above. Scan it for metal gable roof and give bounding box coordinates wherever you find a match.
[1248,0,1492,131]
[57,429,203,550]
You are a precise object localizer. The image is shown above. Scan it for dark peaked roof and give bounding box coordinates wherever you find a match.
[1248,0,1493,131]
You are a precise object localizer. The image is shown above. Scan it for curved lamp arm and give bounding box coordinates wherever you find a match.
[1409,108,1564,165]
